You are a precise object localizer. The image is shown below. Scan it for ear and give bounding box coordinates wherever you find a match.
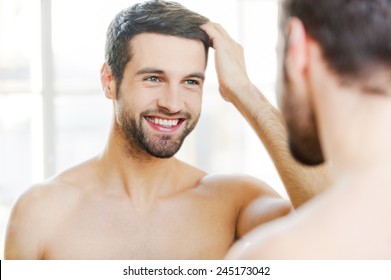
[100,63,117,100]
[284,17,309,89]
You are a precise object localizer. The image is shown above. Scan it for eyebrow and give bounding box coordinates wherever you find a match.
[136,67,205,81]
[136,67,165,76]
[185,72,205,81]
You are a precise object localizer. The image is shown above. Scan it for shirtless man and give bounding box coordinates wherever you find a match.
[4,0,326,259]
[202,0,391,259]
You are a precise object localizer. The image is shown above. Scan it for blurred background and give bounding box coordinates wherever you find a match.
[0,0,283,258]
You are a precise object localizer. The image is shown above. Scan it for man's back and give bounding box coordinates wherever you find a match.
[5,157,290,259]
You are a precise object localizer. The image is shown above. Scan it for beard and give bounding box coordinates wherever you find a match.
[117,108,199,159]
[281,70,325,166]
[285,102,324,166]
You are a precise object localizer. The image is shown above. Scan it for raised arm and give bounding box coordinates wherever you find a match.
[201,22,330,208]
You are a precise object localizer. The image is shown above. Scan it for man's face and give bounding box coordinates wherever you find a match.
[114,33,206,159]
[276,27,324,166]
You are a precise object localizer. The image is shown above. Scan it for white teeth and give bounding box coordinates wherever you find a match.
[147,117,180,127]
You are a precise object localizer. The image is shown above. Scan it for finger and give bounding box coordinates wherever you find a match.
[200,22,230,39]
[200,22,220,41]
[200,23,218,49]
[210,22,231,39]
[200,22,234,49]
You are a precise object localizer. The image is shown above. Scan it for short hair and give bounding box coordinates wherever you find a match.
[105,0,210,90]
[281,0,391,79]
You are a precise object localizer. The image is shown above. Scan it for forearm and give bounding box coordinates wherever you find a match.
[230,83,330,208]
[200,22,331,207]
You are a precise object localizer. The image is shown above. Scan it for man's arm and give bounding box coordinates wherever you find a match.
[233,177,293,238]
[201,22,330,208]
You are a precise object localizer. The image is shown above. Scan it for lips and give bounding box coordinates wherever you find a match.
[144,116,185,132]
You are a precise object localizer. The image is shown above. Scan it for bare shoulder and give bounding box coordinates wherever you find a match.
[200,173,283,199]
[4,182,75,259]
[229,182,391,259]
[226,189,342,259]
[175,159,279,198]
[10,178,81,221]
[199,173,293,238]
[4,159,96,259]
[12,158,99,213]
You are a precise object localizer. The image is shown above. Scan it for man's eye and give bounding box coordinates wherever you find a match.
[184,80,200,86]
[145,76,160,82]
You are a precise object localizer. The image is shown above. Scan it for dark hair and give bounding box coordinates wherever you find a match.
[105,0,210,89]
[281,0,391,79]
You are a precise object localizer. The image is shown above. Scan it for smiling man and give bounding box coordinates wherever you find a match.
[4,0,327,260]
[105,32,204,160]
[4,0,288,260]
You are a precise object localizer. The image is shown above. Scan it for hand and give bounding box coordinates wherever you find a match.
[201,22,251,103]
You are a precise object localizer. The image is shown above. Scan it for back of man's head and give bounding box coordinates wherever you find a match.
[281,0,391,82]
[105,0,210,88]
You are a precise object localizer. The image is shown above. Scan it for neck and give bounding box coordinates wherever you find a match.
[321,112,391,183]
[316,87,391,183]
[307,53,391,185]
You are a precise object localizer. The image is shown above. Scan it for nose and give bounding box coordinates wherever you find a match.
[157,85,184,113]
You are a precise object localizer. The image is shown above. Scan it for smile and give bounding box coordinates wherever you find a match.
[144,116,185,131]
[146,117,180,127]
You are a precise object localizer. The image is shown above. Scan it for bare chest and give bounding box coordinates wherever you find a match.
[44,197,237,259]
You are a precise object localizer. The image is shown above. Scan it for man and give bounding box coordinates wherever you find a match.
[202,0,391,259]
[4,0,325,259]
